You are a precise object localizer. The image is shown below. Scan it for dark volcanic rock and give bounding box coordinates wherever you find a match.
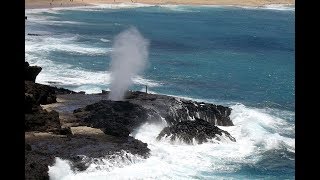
[25,143,51,180]
[58,127,73,135]
[25,109,61,132]
[25,81,57,105]
[101,121,130,137]
[25,62,42,82]
[125,91,233,126]
[157,118,236,144]
[25,132,150,179]
[25,93,37,113]
[25,154,50,180]
[78,91,86,94]
[24,82,75,133]
[25,81,77,106]
[27,33,42,36]
[24,66,154,179]
[55,87,77,95]
[73,100,160,137]
[46,91,233,131]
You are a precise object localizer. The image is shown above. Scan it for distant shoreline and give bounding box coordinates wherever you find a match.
[25,0,294,9]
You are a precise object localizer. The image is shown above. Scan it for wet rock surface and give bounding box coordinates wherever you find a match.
[72,91,234,139]
[124,91,234,126]
[73,100,161,137]
[25,64,235,179]
[25,62,151,179]
[25,130,149,180]
[157,118,236,144]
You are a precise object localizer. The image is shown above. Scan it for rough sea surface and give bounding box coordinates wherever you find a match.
[25,4,295,179]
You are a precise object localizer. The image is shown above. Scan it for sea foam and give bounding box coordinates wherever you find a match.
[25,32,160,93]
[48,101,294,179]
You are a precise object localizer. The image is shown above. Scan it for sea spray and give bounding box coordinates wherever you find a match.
[108,27,149,101]
[48,104,295,179]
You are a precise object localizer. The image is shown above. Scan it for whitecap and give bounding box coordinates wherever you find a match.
[48,151,145,180]
[234,4,295,11]
[48,101,294,179]
[100,38,110,42]
[92,3,154,9]
[159,5,200,12]
[262,4,295,11]
[25,34,110,56]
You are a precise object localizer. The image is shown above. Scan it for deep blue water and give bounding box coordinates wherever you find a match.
[26,4,295,179]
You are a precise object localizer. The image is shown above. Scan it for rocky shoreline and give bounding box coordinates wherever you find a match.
[25,62,236,179]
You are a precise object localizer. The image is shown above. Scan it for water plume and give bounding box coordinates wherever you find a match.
[108,27,149,101]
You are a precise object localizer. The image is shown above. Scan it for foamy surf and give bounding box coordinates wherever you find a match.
[25,3,294,15]
[25,3,155,14]
[26,59,160,93]
[159,5,201,12]
[25,8,63,14]
[263,4,295,11]
[25,5,294,179]
[26,24,160,94]
[48,151,145,180]
[100,38,110,42]
[25,53,160,94]
[25,34,109,56]
[48,102,294,179]
[233,4,295,11]
[92,3,154,9]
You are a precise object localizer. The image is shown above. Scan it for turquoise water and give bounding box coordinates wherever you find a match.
[26,4,295,179]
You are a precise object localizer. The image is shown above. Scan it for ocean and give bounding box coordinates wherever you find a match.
[25,3,295,179]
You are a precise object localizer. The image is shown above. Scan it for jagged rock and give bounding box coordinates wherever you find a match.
[58,127,72,135]
[101,121,130,137]
[25,79,65,134]
[25,62,42,82]
[73,100,160,137]
[25,93,37,113]
[157,118,236,144]
[125,91,234,126]
[24,67,155,179]
[25,132,150,179]
[25,109,61,132]
[25,149,50,180]
[25,81,57,105]
[25,82,77,107]
[101,90,108,94]
[55,87,77,95]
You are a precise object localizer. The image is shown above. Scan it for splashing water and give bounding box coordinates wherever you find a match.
[48,103,294,179]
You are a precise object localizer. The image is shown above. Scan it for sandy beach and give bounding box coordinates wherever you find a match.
[25,0,294,9]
